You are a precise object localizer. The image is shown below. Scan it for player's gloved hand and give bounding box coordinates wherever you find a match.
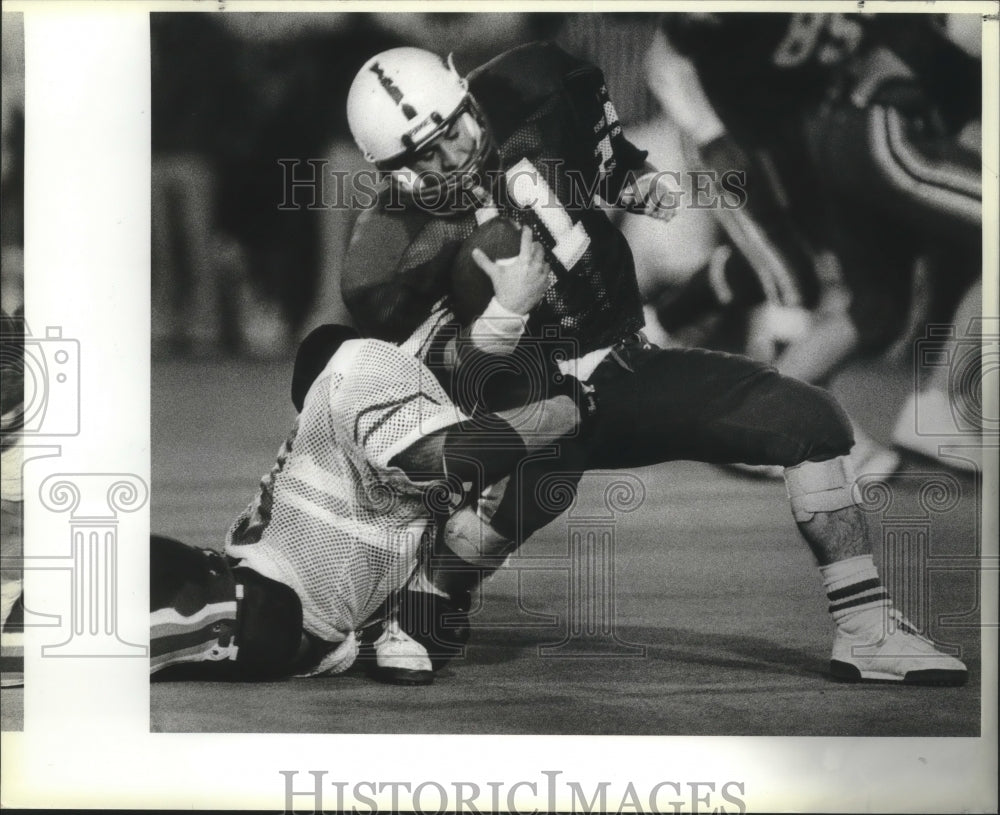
[620,172,680,223]
[471,225,550,316]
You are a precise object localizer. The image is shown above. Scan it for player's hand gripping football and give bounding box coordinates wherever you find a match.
[620,171,680,223]
[470,225,550,316]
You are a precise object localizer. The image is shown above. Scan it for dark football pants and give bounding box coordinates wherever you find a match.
[583,337,854,470]
[443,337,853,543]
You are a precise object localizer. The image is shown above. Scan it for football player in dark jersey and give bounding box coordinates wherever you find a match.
[340,42,967,685]
[647,13,981,424]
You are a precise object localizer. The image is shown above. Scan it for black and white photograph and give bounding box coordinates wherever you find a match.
[1,4,997,813]
[1,9,25,708]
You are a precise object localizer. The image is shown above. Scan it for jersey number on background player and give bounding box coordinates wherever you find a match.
[773,14,864,68]
[505,157,591,271]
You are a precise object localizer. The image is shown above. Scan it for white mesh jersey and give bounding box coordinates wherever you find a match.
[225,339,466,645]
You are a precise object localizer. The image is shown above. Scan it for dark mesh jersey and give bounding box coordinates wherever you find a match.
[344,41,648,354]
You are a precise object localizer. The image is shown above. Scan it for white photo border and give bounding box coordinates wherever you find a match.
[1,1,997,811]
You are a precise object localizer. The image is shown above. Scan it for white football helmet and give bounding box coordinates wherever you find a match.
[347,47,494,211]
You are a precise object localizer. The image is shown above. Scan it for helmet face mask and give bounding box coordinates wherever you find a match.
[348,48,497,216]
[380,99,496,214]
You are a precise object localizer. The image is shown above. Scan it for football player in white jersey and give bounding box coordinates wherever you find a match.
[207,228,585,684]
[220,324,587,683]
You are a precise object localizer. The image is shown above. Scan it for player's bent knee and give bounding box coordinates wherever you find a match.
[764,375,854,466]
[800,383,855,462]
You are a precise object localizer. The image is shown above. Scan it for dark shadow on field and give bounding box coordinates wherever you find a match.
[458,595,829,680]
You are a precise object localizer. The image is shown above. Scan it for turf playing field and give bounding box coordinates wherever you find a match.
[2,352,984,736]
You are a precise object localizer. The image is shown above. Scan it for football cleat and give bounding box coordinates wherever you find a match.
[830,612,968,686]
[371,619,434,686]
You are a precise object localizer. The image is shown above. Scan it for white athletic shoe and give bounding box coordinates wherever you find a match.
[830,612,968,686]
[372,619,434,686]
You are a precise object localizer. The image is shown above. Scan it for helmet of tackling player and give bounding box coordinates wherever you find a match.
[347,47,494,213]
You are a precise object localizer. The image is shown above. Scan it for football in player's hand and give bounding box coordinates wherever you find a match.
[450,217,523,325]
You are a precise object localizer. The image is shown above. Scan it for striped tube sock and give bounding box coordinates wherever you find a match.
[819,555,892,632]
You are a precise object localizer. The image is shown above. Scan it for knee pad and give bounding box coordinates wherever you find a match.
[783,455,857,523]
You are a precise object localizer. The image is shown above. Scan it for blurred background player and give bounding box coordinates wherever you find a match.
[340,41,968,684]
[891,279,987,470]
[643,13,982,474]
